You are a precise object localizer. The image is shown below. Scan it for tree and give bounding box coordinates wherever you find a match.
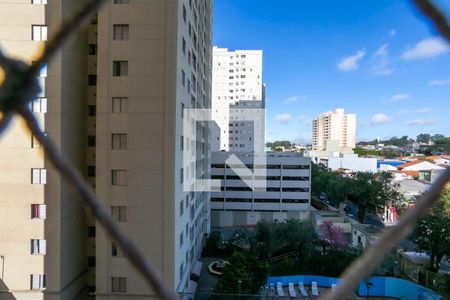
[410,189,450,272]
[417,133,431,144]
[319,221,347,252]
[254,219,317,259]
[347,172,403,223]
[215,250,270,294]
[311,164,350,205]
[432,134,445,142]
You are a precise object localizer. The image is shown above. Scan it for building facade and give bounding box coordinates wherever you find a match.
[211,47,264,151]
[0,0,213,299]
[210,152,312,227]
[312,108,356,151]
[228,100,265,152]
[0,1,89,299]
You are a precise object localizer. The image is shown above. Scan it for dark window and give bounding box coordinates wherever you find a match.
[211,198,224,202]
[282,188,309,192]
[88,105,96,116]
[283,165,310,170]
[88,226,96,237]
[88,75,97,86]
[225,187,252,192]
[226,198,252,202]
[114,0,129,3]
[87,135,96,147]
[282,199,309,203]
[88,256,96,267]
[87,166,96,177]
[282,176,309,181]
[254,199,280,203]
[88,44,97,55]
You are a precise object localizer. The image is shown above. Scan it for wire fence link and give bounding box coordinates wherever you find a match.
[0,0,448,300]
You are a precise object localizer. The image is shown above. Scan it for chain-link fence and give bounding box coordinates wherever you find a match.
[0,0,449,300]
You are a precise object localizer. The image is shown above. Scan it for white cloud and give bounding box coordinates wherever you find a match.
[416,107,434,113]
[337,49,366,71]
[406,118,438,126]
[371,113,391,126]
[401,37,450,60]
[428,79,450,86]
[371,44,393,75]
[389,29,396,37]
[391,93,411,101]
[275,113,292,124]
[284,96,304,104]
[373,44,389,57]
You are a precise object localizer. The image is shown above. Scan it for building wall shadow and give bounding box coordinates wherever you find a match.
[0,279,17,300]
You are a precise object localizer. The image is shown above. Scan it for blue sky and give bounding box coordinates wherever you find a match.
[213,0,450,144]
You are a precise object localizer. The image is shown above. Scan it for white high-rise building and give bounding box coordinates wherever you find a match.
[312,108,356,151]
[212,47,264,151]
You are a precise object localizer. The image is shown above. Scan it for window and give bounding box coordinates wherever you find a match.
[180,168,184,184]
[32,25,47,41]
[87,135,96,147]
[111,243,125,257]
[111,277,127,293]
[31,204,46,219]
[111,206,127,222]
[180,135,184,151]
[111,170,127,186]
[88,226,96,237]
[112,97,127,113]
[113,61,128,76]
[87,166,96,177]
[30,274,46,289]
[31,169,47,184]
[88,44,97,55]
[182,37,186,54]
[88,105,96,116]
[32,0,48,4]
[31,239,46,255]
[180,200,184,216]
[88,75,97,86]
[113,24,129,40]
[181,103,185,118]
[181,69,186,86]
[88,256,96,267]
[183,5,187,23]
[32,97,48,113]
[113,0,129,3]
[180,232,184,248]
[112,134,127,150]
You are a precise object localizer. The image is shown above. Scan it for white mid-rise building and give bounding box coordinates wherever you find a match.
[212,47,264,151]
[228,100,265,152]
[210,152,312,227]
[312,108,356,151]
